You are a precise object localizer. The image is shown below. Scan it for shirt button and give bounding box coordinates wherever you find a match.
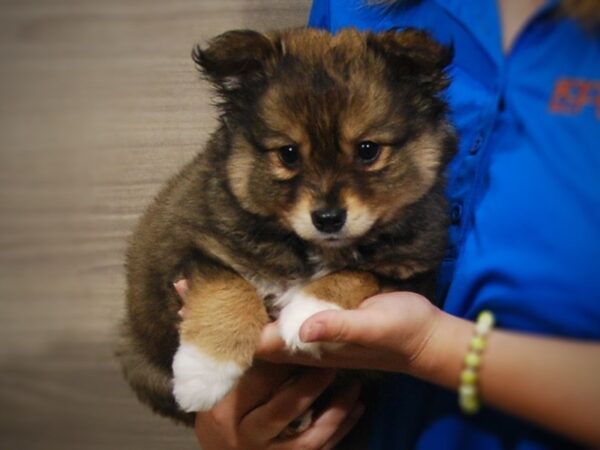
[469,133,483,155]
[498,96,506,111]
[451,203,463,225]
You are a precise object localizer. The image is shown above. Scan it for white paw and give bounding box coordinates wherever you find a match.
[172,342,243,412]
[277,288,342,357]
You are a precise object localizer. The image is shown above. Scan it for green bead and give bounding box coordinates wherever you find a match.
[460,394,480,414]
[459,384,477,398]
[476,310,495,335]
[470,335,487,352]
[464,351,481,368]
[461,369,478,385]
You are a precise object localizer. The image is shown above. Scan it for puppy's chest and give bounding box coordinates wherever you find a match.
[239,247,363,318]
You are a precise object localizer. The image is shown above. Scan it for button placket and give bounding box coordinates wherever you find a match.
[451,202,463,225]
[469,132,483,155]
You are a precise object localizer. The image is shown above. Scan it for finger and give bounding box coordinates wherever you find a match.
[255,322,377,370]
[241,367,336,440]
[227,362,298,416]
[255,324,324,366]
[321,402,366,450]
[277,381,363,450]
[299,309,368,344]
[206,361,297,437]
[255,322,287,357]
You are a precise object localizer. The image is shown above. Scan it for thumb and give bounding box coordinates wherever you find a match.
[299,309,367,345]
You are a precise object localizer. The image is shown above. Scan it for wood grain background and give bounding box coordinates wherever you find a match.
[0,1,311,448]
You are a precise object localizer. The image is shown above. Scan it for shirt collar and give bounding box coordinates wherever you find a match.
[433,0,562,67]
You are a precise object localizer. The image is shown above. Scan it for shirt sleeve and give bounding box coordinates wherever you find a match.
[307,0,332,30]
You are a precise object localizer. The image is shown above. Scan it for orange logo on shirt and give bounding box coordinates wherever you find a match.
[549,78,600,118]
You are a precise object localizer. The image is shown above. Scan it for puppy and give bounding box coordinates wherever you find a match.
[117,27,456,427]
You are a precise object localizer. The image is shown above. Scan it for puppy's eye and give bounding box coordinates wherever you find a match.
[356,141,381,164]
[278,145,300,168]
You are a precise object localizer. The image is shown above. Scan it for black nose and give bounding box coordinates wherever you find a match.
[311,208,347,234]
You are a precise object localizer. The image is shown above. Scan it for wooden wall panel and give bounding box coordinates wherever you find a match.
[0,1,311,448]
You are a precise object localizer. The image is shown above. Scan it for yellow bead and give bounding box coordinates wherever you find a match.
[458,310,494,416]
[464,351,480,368]
[476,310,495,335]
[470,335,486,352]
[459,384,477,398]
[460,394,480,414]
[479,310,494,325]
[461,369,478,385]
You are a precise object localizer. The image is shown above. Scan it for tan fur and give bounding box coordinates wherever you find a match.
[342,190,379,238]
[406,129,445,190]
[227,135,259,212]
[194,234,243,274]
[180,270,269,366]
[259,91,308,147]
[339,76,399,146]
[304,271,380,309]
[278,29,333,67]
[378,260,431,280]
[283,190,316,239]
[365,129,448,226]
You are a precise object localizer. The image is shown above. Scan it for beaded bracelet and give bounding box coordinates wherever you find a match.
[459,310,495,414]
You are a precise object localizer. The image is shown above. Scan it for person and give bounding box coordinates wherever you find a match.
[189,0,600,448]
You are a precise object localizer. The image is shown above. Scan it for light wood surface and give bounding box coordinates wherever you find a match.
[0,1,311,448]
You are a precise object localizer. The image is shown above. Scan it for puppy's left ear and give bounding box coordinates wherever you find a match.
[192,30,280,91]
[367,28,453,91]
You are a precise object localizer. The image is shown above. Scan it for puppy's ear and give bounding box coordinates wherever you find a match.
[367,28,453,91]
[192,30,280,91]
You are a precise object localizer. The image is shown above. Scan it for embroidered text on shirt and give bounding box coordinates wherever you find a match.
[549,78,600,118]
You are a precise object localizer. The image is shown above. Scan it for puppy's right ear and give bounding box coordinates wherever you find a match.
[367,29,453,92]
[192,30,279,91]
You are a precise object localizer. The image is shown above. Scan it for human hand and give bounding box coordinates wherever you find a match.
[255,291,444,376]
[194,362,365,450]
[174,279,366,449]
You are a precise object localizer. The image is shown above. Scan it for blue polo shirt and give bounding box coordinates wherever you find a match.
[309,1,600,448]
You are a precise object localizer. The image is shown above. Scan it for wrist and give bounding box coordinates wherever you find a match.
[407,310,473,390]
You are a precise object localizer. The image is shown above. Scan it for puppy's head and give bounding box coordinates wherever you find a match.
[194,28,455,247]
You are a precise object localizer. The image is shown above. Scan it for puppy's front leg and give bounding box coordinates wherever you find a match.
[172,268,268,412]
[278,271,379,357]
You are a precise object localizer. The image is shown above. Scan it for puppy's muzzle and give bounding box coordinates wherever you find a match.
[311,208,346,233]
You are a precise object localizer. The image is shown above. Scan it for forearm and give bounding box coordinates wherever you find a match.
[412,311,600,446]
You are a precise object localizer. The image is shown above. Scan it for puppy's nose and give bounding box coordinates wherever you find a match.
[311,208,347,234]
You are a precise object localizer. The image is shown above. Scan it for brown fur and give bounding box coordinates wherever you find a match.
[303,271,380,309]
[118,27,456,426]
[561,0,600,27]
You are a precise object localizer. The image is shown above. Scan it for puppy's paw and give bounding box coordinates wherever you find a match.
[172,342,243,412]
[278,288,343,358]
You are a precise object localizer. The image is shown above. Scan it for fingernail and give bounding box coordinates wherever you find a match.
[301,322,324,342]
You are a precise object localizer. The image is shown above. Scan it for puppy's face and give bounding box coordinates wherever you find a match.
[196,29,454,247]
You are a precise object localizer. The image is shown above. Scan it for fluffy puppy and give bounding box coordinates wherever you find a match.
[117,27,456,426]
